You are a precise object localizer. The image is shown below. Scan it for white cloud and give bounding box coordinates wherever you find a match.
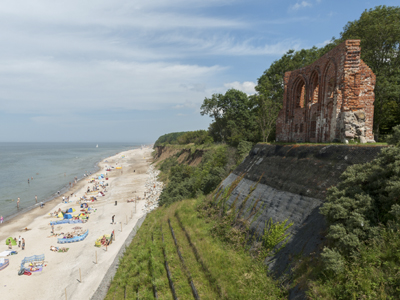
[290,1,312,11]
[223,81,256,95]
[316,39,332,47]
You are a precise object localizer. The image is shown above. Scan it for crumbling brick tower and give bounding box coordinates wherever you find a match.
[276,40,376,143]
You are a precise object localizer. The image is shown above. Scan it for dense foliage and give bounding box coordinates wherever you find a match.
[154,131,188,147]
[321,145,400,257]
[200,89,259,146]
[176,130,213,145]
[158,145,237,206]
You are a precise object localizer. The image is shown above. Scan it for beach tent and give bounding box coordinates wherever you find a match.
[57,212,63,218]
[64,214,73,220]
[67,208,75,213]
[5,237,17,246]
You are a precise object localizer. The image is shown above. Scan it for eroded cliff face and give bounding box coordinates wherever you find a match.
[153,146,206,166]
[218,144,385,277]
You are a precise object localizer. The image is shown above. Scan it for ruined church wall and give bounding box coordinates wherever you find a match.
[276,40,376,143]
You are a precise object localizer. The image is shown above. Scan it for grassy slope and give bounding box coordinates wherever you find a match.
[105,198,285,300]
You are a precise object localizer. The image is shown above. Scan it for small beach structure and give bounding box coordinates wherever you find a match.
[63,213,73,220]
[0,258,9,271]
[5,237,17,246]
[67,208,76,213]
[50,219,82,225]
[58,229,89,244]
[19,254,45,275]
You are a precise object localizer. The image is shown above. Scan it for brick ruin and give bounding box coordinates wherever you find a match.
[276,40,376,143]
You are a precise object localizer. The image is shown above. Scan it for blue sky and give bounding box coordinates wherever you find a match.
[0,0,398,143]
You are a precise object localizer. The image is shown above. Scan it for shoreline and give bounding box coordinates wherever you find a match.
[0,146,156,300]
[0,147,138,226]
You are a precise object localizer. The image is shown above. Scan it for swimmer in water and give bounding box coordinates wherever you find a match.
[28,179,30,184]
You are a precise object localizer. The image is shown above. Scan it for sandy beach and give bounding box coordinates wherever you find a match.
[0,146,154,299]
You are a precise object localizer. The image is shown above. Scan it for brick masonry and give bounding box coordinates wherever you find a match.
[276,40,376,143]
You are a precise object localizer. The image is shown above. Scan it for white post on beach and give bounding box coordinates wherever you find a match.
[79,268,82,283]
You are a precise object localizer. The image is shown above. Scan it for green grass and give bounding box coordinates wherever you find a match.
[105,198,286,300]
[260,142,388,147]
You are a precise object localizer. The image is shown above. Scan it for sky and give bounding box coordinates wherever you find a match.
[0,0,398,143]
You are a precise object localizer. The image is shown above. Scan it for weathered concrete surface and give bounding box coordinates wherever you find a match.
[219,144,386,298]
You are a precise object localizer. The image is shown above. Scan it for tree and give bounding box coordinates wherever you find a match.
[200,89,258,146]
[340,5,400,138]
[252,87,282,143]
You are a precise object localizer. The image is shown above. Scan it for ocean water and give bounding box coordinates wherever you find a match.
[0,142,141,221]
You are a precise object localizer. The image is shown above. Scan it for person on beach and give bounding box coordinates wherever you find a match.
[0,215,3,224]
[18,236,21,247]
[28,179,29,184]
[8,240,12,250]
[35,195,37,203]
[22,238,25,250]
[31,176,33,180]
[51,224,55,233]
[17,198,20,209]
[112,215,115,224]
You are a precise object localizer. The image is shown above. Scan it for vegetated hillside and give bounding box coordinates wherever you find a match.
[105,198,286,300]
[153,143,243,207]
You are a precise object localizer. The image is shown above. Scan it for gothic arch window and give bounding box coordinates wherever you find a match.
[310,71,319,104]
[294,77,306,108]
[323,61,337,101]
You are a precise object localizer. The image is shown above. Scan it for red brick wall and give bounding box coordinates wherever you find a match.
[276,40,376,143]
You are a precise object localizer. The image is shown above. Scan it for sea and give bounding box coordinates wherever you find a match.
[0,142,142,221]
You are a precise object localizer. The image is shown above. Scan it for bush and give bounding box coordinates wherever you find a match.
[158,145,236,206]
[320,146,400,254]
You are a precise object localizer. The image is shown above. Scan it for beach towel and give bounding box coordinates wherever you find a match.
[0,251,12,257]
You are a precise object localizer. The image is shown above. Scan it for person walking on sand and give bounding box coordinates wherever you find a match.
[112,215,115,224]
[18,236,21,247]
[22,238,25,250]
[17,198,20,209]
[0,215,3,224]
